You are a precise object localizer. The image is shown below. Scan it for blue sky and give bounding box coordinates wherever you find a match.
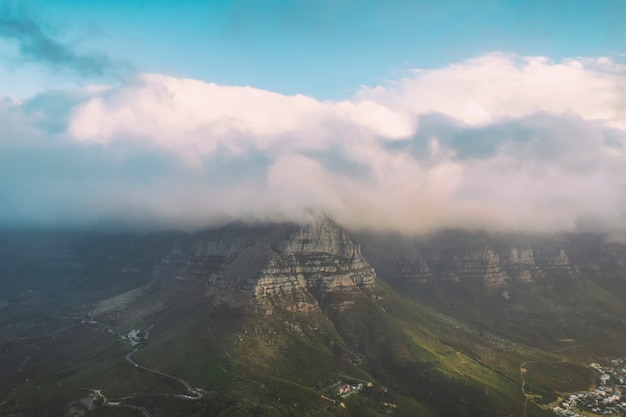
[1,0,626,235]
[2,0,625,99]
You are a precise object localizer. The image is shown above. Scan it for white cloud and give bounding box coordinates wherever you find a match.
[359,52,626,128]
[2,53,626,237]
[67,73,415,165]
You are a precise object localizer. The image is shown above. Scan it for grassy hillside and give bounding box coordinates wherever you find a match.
[2,229,626,416]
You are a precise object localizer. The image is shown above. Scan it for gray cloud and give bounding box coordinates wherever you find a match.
[395,112,611,164]
[0,6,121,77]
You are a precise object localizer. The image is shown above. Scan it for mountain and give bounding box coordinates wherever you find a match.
[360,230,626,345]
[208,219,376,306]
[2,221,626,417]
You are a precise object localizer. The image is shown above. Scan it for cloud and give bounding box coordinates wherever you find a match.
[359,53,626,129]
[67,73,414,165]
[0,5,120,77]
[2,53,626,237]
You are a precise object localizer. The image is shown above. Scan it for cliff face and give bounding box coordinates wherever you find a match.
[256,220,376,296]
[3,223,625,313]
[155,231,247,281]
[183,224,626,301]
[360,232,626,291]
[210,219,376,302]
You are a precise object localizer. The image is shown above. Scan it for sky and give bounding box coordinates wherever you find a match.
[1,0,626,237]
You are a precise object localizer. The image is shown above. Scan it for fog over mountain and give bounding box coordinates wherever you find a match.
[6,4,626,417]
[2,53,626,236]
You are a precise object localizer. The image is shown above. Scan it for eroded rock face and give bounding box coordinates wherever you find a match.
[210,218,376,301]
[269,220,376,294]
[277,220,364,259]
[358,232,626,291]
[156,235,245,281]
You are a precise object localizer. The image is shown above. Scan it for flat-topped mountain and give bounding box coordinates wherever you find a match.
[3,222,626,417]
[360,231,626,290]
[212,218,376,303]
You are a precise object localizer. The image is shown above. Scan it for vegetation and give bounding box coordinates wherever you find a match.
[3,229,626,417]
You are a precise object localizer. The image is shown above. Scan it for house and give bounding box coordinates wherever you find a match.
[338,384,351,395]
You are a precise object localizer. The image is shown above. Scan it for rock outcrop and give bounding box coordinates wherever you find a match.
[155,232,246,281]
[3,222,626,311]
[257,220,376,296]
[359,232,626,291]
[209,218,376,302]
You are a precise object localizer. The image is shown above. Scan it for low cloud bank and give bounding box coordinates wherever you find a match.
[1,53,625,236]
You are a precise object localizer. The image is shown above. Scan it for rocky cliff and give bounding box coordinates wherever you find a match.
[359,232,626,291]
[210,219,376,302]
[3,223,625,311]
[259,219,376,296]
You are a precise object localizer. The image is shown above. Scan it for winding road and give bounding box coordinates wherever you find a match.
[124,350,203,400]
[60,319,204,417]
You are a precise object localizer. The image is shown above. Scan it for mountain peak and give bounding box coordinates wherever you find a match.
[211,219,376,309]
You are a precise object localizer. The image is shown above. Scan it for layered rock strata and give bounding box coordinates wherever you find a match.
[358,232,615,290]
[210,219,376,299]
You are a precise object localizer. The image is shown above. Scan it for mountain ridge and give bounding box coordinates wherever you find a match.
[3,221,626,417]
